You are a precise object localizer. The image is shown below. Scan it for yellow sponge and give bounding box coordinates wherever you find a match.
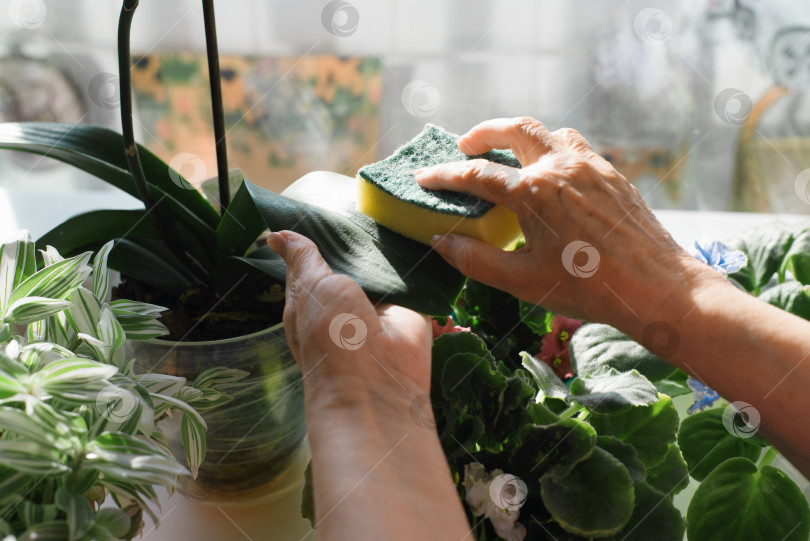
[356,124,522,249]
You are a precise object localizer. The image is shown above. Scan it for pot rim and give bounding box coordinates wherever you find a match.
[135,319,285,348]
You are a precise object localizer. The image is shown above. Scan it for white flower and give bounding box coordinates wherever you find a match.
[463,463,527,541]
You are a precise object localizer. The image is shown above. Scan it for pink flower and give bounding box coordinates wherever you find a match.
[431,316,471,339]
[537,315,584,380]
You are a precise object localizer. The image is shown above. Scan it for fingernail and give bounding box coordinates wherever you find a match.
[431,234,452,248]
[267,231,286,254]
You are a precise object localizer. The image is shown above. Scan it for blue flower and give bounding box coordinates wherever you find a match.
[686,377,720,414]
[690,240,748,277]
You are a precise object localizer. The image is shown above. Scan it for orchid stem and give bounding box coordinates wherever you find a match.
[202,0,230,214]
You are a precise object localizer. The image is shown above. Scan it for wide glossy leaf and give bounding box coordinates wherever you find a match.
[0,230,36,314]
[758,281,810,321]
[614,482,684,541]
[540,446,634,537]
[567,368,659,414]
[569,323,676,382]
[677,407,766,481]
[37,210,158,263]
[0,122,220,228]
[686,458,810,541]
[107,239,196,294]
[215,179,267,261]
[245,172,467,315]
[588,394,679,468]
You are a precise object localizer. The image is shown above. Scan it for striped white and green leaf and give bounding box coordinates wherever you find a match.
[4,252,92,324]
[192,366,250,389]
[181,410,206,479]
[0,230,36,316]
[91,241,114,301]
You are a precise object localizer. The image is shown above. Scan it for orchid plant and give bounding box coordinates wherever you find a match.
[0,231,245,540]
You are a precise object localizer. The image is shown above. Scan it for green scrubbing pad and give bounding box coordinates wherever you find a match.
[356,124,523,247]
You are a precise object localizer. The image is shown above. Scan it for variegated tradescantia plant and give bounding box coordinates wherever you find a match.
[0,231,247,540]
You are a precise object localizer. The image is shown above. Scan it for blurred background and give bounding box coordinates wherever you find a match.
[1,0,810,213]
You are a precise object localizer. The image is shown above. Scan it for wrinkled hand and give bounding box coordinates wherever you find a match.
[416,117,716,335]
[267,231,432,408]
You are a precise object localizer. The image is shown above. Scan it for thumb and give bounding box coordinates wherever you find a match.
[268,230,333,284]
[431,234,519,289]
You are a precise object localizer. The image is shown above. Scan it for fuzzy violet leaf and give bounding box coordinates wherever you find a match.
[567,368,659,414]
[758,281,810,321]
[686,458,810,541]
[245,172,467,315]
[569,323,676,382]
[728,225,793,291]
[588,394,680,468]
[615,482,685,541]
[677,407,768,482]
[539,446,635,537]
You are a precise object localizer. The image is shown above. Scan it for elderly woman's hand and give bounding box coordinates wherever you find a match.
[415,117,724,337]
[267,230,432,409]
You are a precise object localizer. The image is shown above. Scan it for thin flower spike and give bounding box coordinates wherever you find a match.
[686,377,720,414]
[689,239,748,277]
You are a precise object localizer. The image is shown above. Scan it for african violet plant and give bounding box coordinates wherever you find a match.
[402,224,810,541]
[0,231,244,539]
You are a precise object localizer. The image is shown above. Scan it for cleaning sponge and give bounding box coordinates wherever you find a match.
[357,124,522,248]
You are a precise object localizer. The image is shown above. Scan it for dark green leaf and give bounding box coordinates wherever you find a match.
[540,446,635,537]
[645,443,689,496]
[95,508,131,538]
[246,173,466,315]
[596,435,646,484]
[758,281,810,321]
[677,408,765,481]
[0,122,220,228]
[107,239,195,294]
[37,210,158,263]
[589,394,679,468]
[614,482,684,541]
[215,180,266,261]
[569,324,676,382]
[518,300,550,337]
[728,225,793,291]
[686,458,810,541]
[55,487,95,540]
[653,369,691,398]
[511,419,596,478]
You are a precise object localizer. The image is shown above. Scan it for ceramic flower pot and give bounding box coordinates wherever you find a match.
[127,322,307,503]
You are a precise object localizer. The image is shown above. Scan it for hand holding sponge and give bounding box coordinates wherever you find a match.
[356,124,523,249]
